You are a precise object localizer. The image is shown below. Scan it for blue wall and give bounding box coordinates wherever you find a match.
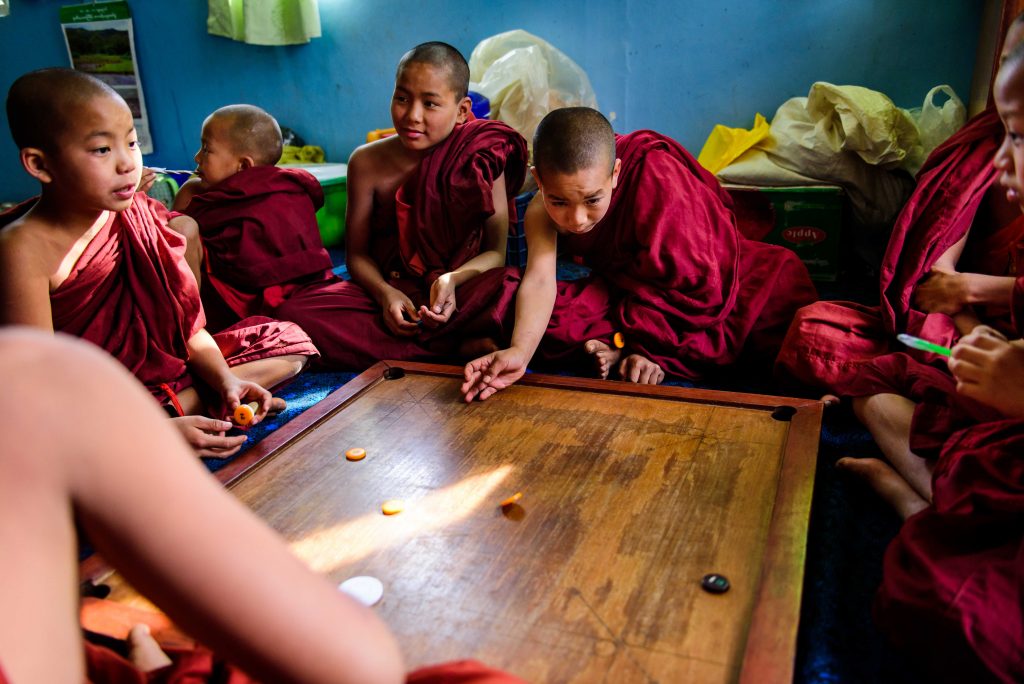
[0,1,982,202]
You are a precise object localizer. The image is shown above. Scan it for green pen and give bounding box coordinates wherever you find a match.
[897,333,951,357]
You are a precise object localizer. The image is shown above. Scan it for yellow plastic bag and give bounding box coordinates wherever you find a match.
[697,113,770,175]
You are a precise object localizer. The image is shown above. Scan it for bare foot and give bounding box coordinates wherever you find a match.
[820,394,840,408]
[458,337,500,359]
[127,623,172,672]
[836,457,929,520]
[269,396,287,416]
[584,339,623,379]
[617,354,665,385]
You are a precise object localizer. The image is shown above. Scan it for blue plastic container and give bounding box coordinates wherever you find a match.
[469,91,490,119]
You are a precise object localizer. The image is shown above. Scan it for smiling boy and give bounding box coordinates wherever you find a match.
[462,107,816,401]
[0,68,317,457]
[267,41,528,369]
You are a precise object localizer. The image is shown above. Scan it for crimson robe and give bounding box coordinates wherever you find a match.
[182,166,335,330]
[525,130,816,379]
[0,195,318,411]
[270,119,528,369]
[776,107,1014,395]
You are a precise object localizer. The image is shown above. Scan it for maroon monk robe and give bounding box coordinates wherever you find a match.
[0,195,317,413]
[269,119,528,370]
[182,166,335,330]
[776,107,1008,395]
[527,130,816,379]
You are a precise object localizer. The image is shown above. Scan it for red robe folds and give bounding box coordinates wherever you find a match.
[0,195,317,410]
[527,130,817,379]
[270,119,528,369]
[182,166,335,330]
[776,108,1015,395]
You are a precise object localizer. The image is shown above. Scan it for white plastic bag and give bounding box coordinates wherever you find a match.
[469,30,597,153]
[905,85,966,171]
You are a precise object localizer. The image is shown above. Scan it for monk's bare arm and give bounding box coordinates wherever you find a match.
[185,328,273,420]
[916,234,1015,314]
[447,172,510,286]
[345,146,396,303]
[0,228,55,330]
[460,196,557,401]
[510,196,559,357]
[171,177,204,212]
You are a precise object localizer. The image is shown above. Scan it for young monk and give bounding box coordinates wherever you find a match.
[462,107,817,401]
[267,41,528,369]
[0,328,524,683]
[837,46,1024,683]
[0,68,318,458]
[172,104,334,332]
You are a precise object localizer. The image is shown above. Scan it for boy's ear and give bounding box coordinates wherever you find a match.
[455,96,472,125]
[610,158,622,189]
[20,148,53,184]
[238,156,256,172]
[530,166,543,192]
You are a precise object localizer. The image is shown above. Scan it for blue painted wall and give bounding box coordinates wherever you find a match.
[0,1,982,202]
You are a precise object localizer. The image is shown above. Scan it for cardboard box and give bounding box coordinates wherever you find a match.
[723,183,844,282]
[281,163,348,247]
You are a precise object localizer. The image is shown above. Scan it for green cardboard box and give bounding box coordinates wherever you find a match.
[281,162,348,247]
[723,183,844,282]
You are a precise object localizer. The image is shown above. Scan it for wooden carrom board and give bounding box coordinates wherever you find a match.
[88,361,822,684]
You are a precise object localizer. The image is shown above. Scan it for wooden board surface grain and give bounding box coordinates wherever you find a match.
[95,362,822,684]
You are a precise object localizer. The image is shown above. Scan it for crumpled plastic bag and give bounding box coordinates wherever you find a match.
[469,29,597,154]
[697,113,770,175]
[279,144,325,164]
[905,85,967,173]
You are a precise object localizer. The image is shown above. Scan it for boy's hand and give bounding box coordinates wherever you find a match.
[381,287,421,337]
[420,273,457,329]
[170,415,247,458]
[138,168,158,194]
[949,326,1024,418]
[219,376,273,424]
[461,347,529,402]
[914,269,968,315]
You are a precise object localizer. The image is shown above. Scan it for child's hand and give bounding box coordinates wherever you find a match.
[137,168,158,194]
[913,269,968,315]
[220,377,273,424]
[420,273,457,329]
[949,326,1024,418]
[461,347,529,402]
[381,288,421,337]
[170,415,247,458]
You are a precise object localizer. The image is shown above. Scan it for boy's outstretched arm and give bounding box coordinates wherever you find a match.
[421,173,509,328]
[0,329,404,684]
[345,146,420,337]
[462,196,557,401]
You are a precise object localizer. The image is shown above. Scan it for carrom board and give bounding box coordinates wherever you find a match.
[86,361,822,684]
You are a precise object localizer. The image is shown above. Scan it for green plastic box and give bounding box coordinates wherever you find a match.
[723,184,844,282]
[281,163,348,247]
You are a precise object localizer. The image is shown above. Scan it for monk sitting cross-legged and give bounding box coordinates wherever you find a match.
[462,107,817,401]
[0,68,318,458]
[266,41,528,370]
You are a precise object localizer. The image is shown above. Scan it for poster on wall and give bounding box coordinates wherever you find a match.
[60,1,153,153]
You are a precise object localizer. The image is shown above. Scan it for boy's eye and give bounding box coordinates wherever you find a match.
[92,146,111,155]
[128,140,138,149]
[425,101,439,109]
[586,198,601,205]
[1011,132,1024,144]
[392,95,407,103]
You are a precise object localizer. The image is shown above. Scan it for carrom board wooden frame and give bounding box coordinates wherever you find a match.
[82,361,822,684]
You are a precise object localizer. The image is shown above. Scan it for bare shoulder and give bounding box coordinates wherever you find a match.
[524,194,557,240]
[0,215,57,278]
[348,137,409,186]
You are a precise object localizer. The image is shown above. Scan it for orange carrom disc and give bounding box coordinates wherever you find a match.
[345,448,366,461]
[233,401,259,426]
[500,492,523,507]
[381,500,404,515]
[612,332,625,349]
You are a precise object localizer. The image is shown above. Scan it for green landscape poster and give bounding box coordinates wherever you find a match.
[60,1,153,153]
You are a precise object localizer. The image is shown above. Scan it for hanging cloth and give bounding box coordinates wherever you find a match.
[208,0,321,46]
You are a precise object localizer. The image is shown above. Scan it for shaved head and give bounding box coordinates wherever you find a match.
[396,41,470,100]
[533,107,616,180]
[6,68,120,151]
[206,104,282,165]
